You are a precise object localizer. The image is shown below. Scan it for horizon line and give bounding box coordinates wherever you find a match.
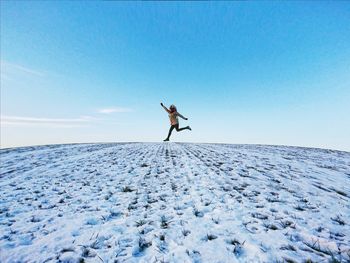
[0,141,348,153]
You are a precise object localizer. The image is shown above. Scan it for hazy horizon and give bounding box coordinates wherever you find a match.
[1,2,350,151]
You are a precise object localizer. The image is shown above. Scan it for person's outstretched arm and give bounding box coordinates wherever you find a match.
[160,102,170,113]
[177,112,188,120]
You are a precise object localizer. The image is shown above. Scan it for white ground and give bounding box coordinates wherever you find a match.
[0,143,349,263]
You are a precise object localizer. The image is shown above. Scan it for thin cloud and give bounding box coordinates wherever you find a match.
[98,107,133,114]
[1,115,94,128]
[1,60,44,78]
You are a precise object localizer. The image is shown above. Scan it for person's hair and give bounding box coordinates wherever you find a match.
[169,104,177,112]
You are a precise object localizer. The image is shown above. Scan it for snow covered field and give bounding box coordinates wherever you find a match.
[0,143,349,263]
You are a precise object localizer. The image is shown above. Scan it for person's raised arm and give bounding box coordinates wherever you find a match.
[177,112,188,120]
[160,102,170,113]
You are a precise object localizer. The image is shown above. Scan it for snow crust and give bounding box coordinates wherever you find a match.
[0,143,349,262]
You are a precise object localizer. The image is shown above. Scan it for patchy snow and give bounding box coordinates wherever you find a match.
[0,143,349,262]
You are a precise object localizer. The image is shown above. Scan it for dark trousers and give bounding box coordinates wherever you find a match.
[166,124,189,140]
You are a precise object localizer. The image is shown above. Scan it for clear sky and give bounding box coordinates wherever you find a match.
[1,1,350,151]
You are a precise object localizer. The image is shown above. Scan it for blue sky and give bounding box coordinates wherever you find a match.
[1,1,350,151]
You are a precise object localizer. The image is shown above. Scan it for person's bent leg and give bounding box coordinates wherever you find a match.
[176,125,190,132]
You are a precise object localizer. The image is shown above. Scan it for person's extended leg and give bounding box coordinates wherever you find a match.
[164,125,175,141]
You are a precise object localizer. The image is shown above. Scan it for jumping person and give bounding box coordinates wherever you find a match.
[161,102,191,141]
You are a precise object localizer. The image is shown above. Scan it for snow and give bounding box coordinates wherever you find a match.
[0,143,349,262]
